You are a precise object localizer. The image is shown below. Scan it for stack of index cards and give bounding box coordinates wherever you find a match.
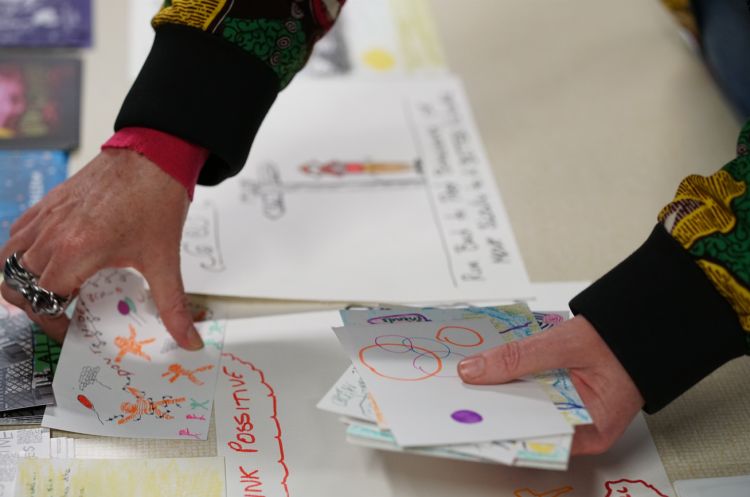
[318,304,591,470]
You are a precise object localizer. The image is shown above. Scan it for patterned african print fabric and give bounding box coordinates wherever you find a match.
[152,0,345,88]
[660,121,750,347]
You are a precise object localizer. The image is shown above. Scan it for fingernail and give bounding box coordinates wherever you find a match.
[458,356,485,380]
[185,326,204,350]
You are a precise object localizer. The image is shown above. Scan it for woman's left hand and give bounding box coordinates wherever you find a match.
[458,315,644,455]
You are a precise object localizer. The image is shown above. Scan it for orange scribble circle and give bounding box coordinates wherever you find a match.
[358,342,443,381]
[435,325,484,347]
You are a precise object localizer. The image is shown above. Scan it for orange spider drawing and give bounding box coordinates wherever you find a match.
[113,324,155,363]
[112,386,186,425]
[161,363,214,385]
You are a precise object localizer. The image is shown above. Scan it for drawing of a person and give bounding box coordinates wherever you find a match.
[113,325,155,363]
[113,386,186,425]
[299,160,413,177]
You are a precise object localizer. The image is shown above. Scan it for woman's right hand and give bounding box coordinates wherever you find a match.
[0,148,204,349]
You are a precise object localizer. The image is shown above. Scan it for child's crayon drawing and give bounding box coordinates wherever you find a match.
[42,269,226,440]
[162,363,214,385]
[113,325,155,363]
[189,398,210,410]
[107,386,185,425]
[357,325,484,382]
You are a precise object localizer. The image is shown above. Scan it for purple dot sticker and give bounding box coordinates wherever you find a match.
[451,409,483,424]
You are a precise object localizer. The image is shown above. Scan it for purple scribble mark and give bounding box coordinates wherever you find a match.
[451,410,483,424]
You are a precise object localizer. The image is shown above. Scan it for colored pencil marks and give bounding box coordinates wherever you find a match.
[190,398,210,410]
[357,324,484,382]
[43,269,226,440]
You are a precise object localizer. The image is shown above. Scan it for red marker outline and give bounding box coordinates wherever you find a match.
[222,353,290,497]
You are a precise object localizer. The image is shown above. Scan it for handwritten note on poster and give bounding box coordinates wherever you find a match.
[43,269,225,440]
[182,77,532,302]
[14,457,225,497]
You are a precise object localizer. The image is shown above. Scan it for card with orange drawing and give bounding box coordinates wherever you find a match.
[333,318,572,447]
[41,269,226,439]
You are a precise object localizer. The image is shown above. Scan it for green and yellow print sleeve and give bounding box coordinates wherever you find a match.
[659,121,750,345]
[152,0,343,88]
[571,124,749,413]
[116,0,345,185]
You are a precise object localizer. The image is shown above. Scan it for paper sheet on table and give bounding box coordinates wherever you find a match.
[43,269,225,440]
[13,457,225,497]
[213,310,674,497]
[333,318,571,446]
[181,76,531,302]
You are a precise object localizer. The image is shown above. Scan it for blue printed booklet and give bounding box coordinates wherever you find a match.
[0,151,68,245]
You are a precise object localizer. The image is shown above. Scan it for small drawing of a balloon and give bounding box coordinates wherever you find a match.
[77,394,103,424]
[117,297,137,316]
[77,394,93,409]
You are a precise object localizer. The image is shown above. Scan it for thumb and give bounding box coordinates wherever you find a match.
[143,257,203,350]
[458,323,581,385]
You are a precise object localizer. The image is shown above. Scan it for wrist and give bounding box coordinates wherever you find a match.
[570,225,746,413]
[102,127,209,200]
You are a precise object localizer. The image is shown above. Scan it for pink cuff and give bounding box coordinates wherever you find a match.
[102,127,209,199]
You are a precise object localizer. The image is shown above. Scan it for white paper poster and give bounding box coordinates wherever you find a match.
[214,311,674,497]
[184,77,532,302]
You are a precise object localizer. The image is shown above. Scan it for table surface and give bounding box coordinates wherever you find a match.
[58,0,750,483]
